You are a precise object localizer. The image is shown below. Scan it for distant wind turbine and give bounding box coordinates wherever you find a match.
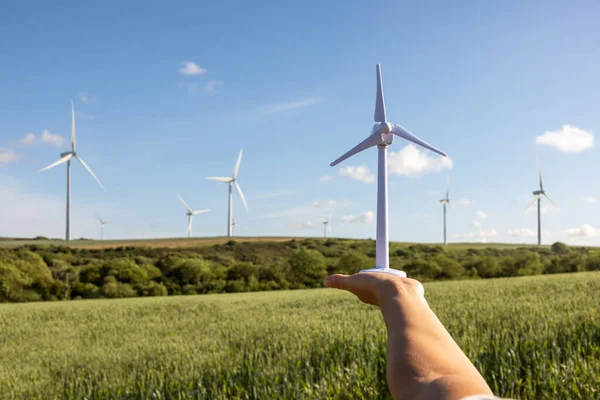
[96,214,109,240]
[231,219,242,236]
[38,102,104,241]
[321,213,333,238]
[206,149,248,237]
[330,64,447,277]
[526,160,557,246]
[438,175,454,245]
[177,194,210,238]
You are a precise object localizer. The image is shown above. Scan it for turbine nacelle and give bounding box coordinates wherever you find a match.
[533,190,544,195]
[60,151,74,158]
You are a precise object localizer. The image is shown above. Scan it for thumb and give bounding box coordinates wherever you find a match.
[324,274,350,290]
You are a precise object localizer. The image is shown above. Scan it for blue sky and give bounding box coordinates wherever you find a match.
[1,0,599,244]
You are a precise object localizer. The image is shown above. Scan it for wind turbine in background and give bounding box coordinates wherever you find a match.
[231,219,243,236]
[177,194,210,238]
[321,213,333,238]
[38,102,104,241]
[206,149,248,237]
[95,214,109,240]
[438,175,454,245]
[330,64,447,277]
[526,161,557,246]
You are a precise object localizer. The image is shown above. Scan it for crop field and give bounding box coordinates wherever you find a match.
[0,272,599,399]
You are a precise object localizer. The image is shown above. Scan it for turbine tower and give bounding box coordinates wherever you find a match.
[96,214,109,240]
[439,175,454,245]
[206,149,248,237]
[321,213,332,238]
[177,194,210,238]
[330,64,447,276]
[38,102,104,241]
[526,161,557,246]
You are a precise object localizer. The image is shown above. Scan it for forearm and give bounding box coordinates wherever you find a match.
[379,289,492,400]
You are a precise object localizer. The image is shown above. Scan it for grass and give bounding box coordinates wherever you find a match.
[0,272,598,399]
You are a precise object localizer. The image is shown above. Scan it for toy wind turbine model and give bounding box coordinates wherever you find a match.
[330,64,447,277]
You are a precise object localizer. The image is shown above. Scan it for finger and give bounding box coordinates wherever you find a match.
[324,274,350,290]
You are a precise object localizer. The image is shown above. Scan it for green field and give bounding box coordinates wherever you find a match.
[1,272,598,399]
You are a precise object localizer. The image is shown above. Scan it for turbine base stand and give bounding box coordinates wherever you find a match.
[360,268,407,278]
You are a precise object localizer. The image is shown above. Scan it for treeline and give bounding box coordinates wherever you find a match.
[1,239,599,302]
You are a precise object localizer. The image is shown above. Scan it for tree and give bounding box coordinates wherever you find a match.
[336,251,373,275]
[551,242,571,255]
[289,248,327,287]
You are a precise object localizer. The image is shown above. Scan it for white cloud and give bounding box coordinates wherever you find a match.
[583,196,597,204]
[563,224,597,238]
[527,203,559,214]
[455,199,473,207]
[205,79,222,94]
[0,149,21,164]
[475,210,489,220]
[289,221,313,230]
[20,130,66,147]
[473,220,482,229]
[263,98,317,115]
[319,175,334,184]
[41,129,66,147]
[339,165,375,184]
[20,133,37,145]
[309,199,350,209]
[388,144,452,178]
[179,61,207,76]
[535,125,594,153]
[453,220,498,243]
[340,211,374,224]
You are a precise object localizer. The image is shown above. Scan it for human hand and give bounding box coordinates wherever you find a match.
[323,272,426,308]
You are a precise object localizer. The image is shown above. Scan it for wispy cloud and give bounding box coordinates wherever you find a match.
[179,61,207,76]
[77,92,97,104]
[339,211,374,224]
[19,130,66,147]
[0,149,21,164]
[205,79,222,94]
[256,190,295,199]
[289,221,314,230]
[319,175,334,184]
[563,224,597,238]
[388,144,452,178]
[309,199,350,209]
[535,125,594,153]
[339,165,375,184]
[263,98,317,115]
[508,228,551,238]
[476,210,489,220]
[583,196,597,204]
[455,199,473,207]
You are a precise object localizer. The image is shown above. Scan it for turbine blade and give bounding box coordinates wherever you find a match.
[177,194,192,213]
[207,176,234,182]
[192,209,210,215]
[234,181,248,211]
[71,101,76,152]
[446,174,450,199]
[75,155,104,190]
[448,201,455,211]
[391,124,447,157]
[543,193,558,207]
[233,149,243,179]
[38,153,73,172]
[526,194,541,210]
[330,133,383,166]
[374,64,387,122]
[95,213,103,224]
[537,158,544,191]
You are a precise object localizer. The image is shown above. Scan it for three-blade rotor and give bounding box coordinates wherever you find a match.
[526,161,557,209]
[206,149,248,211]
[330,64,447,167]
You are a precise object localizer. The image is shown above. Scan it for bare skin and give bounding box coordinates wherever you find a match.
[324,273,494,400]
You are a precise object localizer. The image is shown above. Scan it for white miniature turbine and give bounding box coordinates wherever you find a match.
[526,160,557,246]
[38,102,104,241]
[177,194,210,238]
[330,64,447,277]
[206,149,248,237]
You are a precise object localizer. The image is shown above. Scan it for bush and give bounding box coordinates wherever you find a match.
[101,277,136,298]
[336,251,373,275]
[551,242,571,254]
[289,248,327,287]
